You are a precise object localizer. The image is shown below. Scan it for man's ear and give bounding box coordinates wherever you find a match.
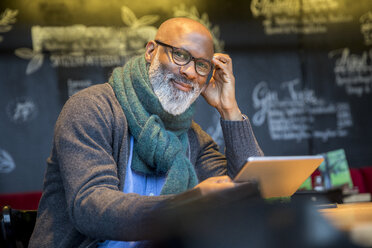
[145,41,156,63]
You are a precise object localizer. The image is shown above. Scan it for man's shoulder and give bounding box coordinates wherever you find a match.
[63,83,120,111]
[56,83,127,135]
[60,83,124,121]
[70,83,115,102]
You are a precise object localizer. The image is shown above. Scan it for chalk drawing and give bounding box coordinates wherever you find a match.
[0,8,18,43]
[6,97,38,124]
[0,149,15,173]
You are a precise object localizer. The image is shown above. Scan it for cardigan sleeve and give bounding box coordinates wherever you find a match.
[191,117,263,181]
[221,117,264,176]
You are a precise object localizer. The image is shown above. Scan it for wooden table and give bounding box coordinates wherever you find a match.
[318,202,372,247]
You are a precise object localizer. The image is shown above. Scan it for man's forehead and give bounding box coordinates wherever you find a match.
[172,33,214,58]
[155,18,214,58]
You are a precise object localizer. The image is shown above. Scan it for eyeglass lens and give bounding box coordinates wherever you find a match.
[172,48,211,76]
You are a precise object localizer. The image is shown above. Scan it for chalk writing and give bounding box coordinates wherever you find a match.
[360,11,372,46]
[0,149,15,173]
[252,79,353,142]
[6,97,38,124]
[14,6,159,74]
[67,79,92,97]
[329,48,372,97]
[250,0,353,35]
[50,53,129,68]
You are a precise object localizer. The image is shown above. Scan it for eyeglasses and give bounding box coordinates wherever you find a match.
[155,40,213,76]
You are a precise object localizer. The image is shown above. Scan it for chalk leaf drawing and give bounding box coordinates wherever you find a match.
[360,11,372,46]
[121,5,138,26]
[121,6,159,28]
[0,8,18,43]
[14,47,35,59]
[0,149,15,173]
[26,53,44,74]
[15,47,44,74]
[173,4,224,52]
[122,6,159,52]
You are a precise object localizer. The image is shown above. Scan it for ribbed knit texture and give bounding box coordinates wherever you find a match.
[108,55,199,195]
[221,117,264,176]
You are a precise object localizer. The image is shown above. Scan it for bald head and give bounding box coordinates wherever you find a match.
[156,18,213,42]
[155,18,214,56]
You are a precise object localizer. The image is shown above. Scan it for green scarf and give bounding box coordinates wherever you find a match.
[109,55,199,195]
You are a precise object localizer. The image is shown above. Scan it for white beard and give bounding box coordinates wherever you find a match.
[148,53,202,116]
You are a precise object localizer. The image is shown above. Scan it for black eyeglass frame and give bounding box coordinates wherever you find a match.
[154,40,213,76]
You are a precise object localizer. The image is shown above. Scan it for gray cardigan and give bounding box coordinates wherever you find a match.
[29,83,263,248]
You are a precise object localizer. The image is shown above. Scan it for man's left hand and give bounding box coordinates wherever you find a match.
[202,53,242,121]
[194,176,236,195]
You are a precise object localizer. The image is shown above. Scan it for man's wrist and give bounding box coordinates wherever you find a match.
[219,107,243,121]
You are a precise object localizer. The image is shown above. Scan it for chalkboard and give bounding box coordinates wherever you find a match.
[0,0,371,193]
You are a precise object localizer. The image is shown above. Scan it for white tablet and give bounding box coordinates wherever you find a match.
[234,156,324,198]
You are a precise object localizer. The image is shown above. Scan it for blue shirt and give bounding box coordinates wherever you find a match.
[97,136,166,248]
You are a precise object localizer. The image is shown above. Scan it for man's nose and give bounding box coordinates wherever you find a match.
[179,61,197,81]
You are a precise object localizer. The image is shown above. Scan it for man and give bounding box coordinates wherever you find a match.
[29,17,263,247]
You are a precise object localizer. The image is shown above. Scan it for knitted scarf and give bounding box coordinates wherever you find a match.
[109,55,199,195]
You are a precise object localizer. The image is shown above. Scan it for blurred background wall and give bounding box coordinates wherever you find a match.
[0,0,371,193]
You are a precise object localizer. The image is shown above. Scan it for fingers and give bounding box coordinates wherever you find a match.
[212,53,234,85]
[212,70,224,83]
[205,175,233,183]
[194,176,236,195]
[212,53,232,70]
[207,182,235,190]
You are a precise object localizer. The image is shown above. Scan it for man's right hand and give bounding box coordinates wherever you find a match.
[194,175,236,195]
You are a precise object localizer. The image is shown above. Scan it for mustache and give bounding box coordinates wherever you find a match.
[167,74,196,91]
[157,62,198,91]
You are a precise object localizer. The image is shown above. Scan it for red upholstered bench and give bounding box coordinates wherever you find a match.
[310,169,321,188]
[311,167,372,194]
[360,166,372,194]
[350,168,368,193]
[0,191,42,210]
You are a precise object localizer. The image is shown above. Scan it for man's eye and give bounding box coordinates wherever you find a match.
[197,61,209,70]
[173,50,189,61]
